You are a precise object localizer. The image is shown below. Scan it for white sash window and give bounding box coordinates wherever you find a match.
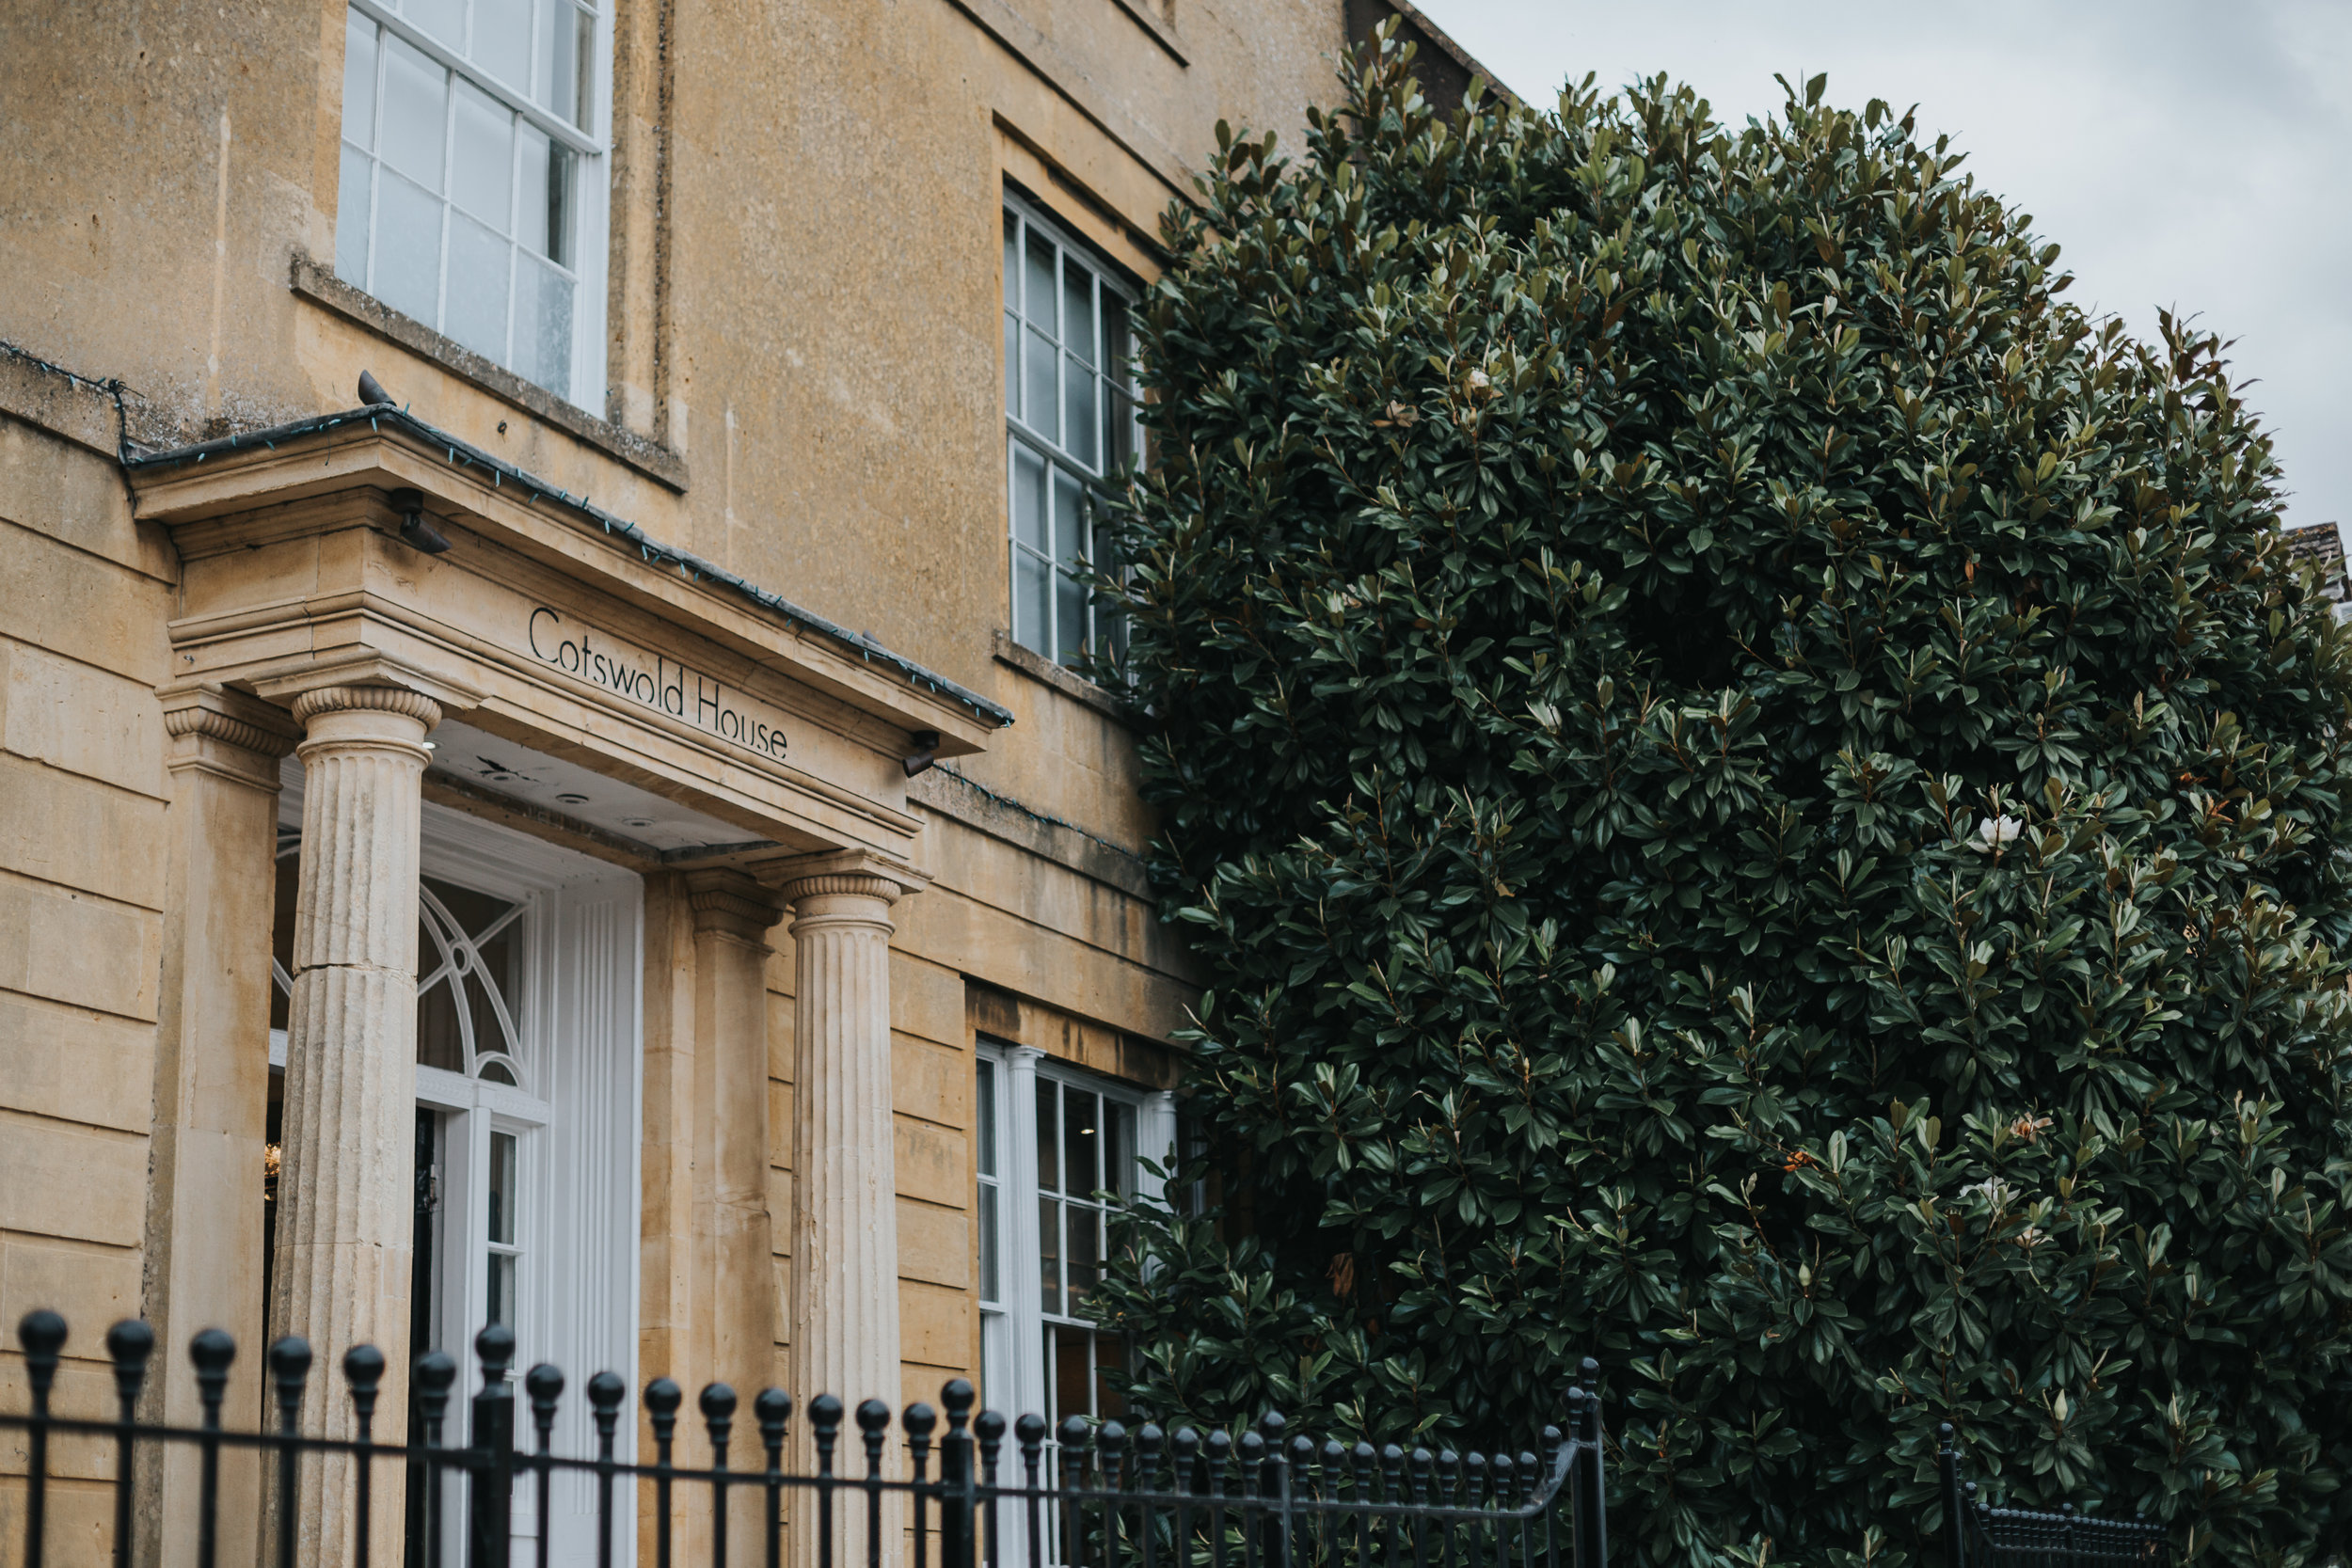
[335,0,611,404]
[1002,195,1141,670]
[975,1046,1175,1429]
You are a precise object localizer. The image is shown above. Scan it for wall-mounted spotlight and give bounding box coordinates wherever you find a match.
[903,729,941,778]
[389,486,451,555]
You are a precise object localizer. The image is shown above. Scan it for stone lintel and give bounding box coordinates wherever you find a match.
[254,653,486,720]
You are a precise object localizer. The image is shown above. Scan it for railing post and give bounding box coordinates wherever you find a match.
[589,1370,628,1568]
[758,1388,794,1568]
[527,1364,564,1568]
[106,1319,154,1568]
[19,1309,66,1568]
[268,1337,313,1568]
[941,1379,978,1568]
[1939,1426,1966,1568]
[470,1325,518,1568]
[704,1383,739,1568]
[1263,1413,1292,1568]
[1574,1367,1606,1568]
[417,1350,460,1568]
[648,1378,684,1568]
[346,1346,387,1568]
[193,1327,237,1568]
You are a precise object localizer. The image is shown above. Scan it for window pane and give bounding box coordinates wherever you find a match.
[1093,1336,1126,1420]
[1103,296,1136,470]
[416,970,466,1072]
[1003,213,1019,311]
[373,169,444,325]
[1054,1326,1091,1422]
[451,80,514,228]
[1065,1089,1097,1198]
[1062,358,1097,469]
[1038,1195,1061,1315]
[515,251,574,397]
[1067,1202,1099,1307]
[1023,326,1057,444]
[1057,571,1088,664]
[1025,232,1057,334]
[487,1252,516,1326]
[545,144,575,267]
[1052,467,1087,568]
[1034,1077,1058,1192]
[516,125,552,254]
[335,144,373,283]
[1109,1102,1134,1198]
[546,0,594,129]
[1003,310,1018,419]
[406,0,464,47]
[379,36,448,192]
[976,1058,997,1177]
[465,885,523,1057]
[1063,261,1094,365]
[1011,442,1048,553]
[474,0,532,90]
[341,10,377,150]
[445,216,509,358]
[489,1132,517,1243]
[1014,550,1051,657]
[978,1181,999,1304]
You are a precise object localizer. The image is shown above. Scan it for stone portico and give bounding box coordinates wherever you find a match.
[124,406,998,1561]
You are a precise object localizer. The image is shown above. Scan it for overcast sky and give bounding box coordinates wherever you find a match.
[1412,1,2352,546]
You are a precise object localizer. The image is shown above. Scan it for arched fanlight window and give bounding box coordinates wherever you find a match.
[271,842,530,1089]
[416,879,528,1086]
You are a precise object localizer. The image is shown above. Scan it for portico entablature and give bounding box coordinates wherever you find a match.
[126,405,1010,868]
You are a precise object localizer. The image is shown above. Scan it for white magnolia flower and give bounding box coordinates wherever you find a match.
[1977,815,2024,847]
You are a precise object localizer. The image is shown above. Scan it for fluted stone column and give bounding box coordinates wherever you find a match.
[267,683,440,1565]
[774,850,923,1561]
[139,686,299,1568]
[685,867,788,1561]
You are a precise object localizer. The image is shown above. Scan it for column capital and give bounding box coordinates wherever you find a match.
[288,684,446,730]
[685,867,789,943]
[160,684,302,790]
[761,848,929,911]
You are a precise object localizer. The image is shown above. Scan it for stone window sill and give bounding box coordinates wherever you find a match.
[290,255,690,493]
[993,628,1134,724]
[1109,0,1186,65]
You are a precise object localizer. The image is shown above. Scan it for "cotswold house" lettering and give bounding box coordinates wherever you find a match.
[528,607,788,760]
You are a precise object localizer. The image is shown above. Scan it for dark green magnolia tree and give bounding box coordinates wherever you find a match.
[1092,35,2352,1568]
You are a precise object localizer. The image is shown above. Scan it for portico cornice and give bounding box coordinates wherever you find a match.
[131,415,971,870]
[124,405,1008,751]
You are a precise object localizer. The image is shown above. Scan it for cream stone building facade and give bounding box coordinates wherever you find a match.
[0,0,1491,1560]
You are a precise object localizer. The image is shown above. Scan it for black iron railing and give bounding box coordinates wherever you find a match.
[1938,1425,2169,1568]
[2,1311,1609,1568]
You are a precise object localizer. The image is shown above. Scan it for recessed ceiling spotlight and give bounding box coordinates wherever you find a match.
[556,793,590,805]
[621,816,656,829]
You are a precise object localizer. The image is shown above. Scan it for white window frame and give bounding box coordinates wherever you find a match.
[975,1044,1174,1471]
[1002,192,1142,672]
[334,0,612,407]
